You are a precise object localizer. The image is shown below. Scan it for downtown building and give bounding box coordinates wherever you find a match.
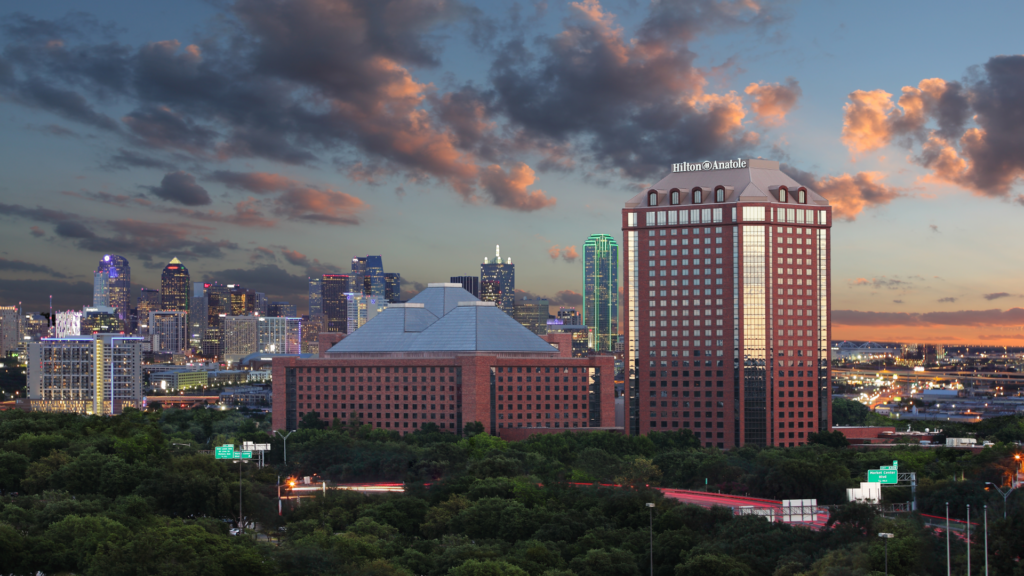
[160,258,190,312]
[272,284,616,438]
[26,334,144,414]
[94,255,131,322]
[480,245,515,315]
[622,158,832,448]
[583,233,619,352]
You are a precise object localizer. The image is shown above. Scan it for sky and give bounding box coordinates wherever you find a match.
[2,0,1024,346]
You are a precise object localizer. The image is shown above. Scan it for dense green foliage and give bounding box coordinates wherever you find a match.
[0,407,1022,575]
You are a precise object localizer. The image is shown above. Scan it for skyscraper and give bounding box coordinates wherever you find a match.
[28,334,144,414]
[583,233,619,353]
[255,292,268,316]
[308,277,323,316]
[228,285,256,316]
[268,302,297,318]
[621,158,832,448]
[513,297,549,335]
[93,269,109,308]
[95,255,131,321]
[137,288,161,334]
[202,282,230,358]
[0,305,18,356]
[384,273,401,303]
[322,274,350,333]
[451,276,480,298]
[150,311,188,354]
[364,256,385,298]
[223,316,258,363]
[257,316,302,354]
[160,258,190,311]
[189,282,207,349]
[351,257,367,294]
[480,245,515,315]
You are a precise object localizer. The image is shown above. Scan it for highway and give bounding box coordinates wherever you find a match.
[658,487,830,529]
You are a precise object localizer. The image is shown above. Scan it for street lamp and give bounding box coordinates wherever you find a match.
[275,430,294,464]
[879,533,895,576]
[646,503,655,576]
[984,482,1016,519]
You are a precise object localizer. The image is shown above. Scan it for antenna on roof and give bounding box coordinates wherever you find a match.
[496,245,500,259]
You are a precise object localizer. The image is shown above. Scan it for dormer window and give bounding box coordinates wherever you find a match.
[670,190,680,205]
[692,188,703,204]
[797,188,806,204]
[715,187,725,202]
[778,186,788,203]
[648,191,658,206]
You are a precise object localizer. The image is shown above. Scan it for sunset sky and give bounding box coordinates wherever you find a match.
[2,0,1023,345]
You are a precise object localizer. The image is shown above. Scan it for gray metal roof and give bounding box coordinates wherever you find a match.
[625,158,829,208]
[326,285,559,355]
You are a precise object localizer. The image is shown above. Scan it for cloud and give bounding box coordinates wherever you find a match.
[0,279,94,313]
[744,78,801,126]
[167,198,276,228]
[400,277,428,302]
[834,308,1024,327]
[147,171,211,205]
[938,297,957,303]
[0,257,70,278]
[847,276,910,290]
[893,300,903,304]
[547,245,561,260]
[983,292,1011,301]
[480,163,556,211]
[547,245,579,263]
[250,246,276,262]
[30,226,45,237]
[843,57,1024,196]
[550,290,583,307]
[209,171,367,224]
[929,224,939,233]
[122,105,218,154]
[201,264,307,301]
[781,164,903,221]
[280,248,343,277]
[104,149,175,171]
[63,190,152,208]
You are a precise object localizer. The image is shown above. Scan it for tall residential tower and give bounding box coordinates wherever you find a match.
[622,158,831,448]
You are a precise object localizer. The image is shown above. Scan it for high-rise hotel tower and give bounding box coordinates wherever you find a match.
[622,158,831,448]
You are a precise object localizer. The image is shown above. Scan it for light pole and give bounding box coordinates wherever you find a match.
[984,504,988,576]
[275,430,294,464]
[646,503,655,576]
[879,533,894,576]
[967,503,971,576]
[946,502,950,576]
[984,482,1016,519]
[235,457,243,532]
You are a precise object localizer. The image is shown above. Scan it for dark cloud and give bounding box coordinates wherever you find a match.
[147,171,211,205]
[54,221,96,238]
[0,257,69,278]
[843,56,1024,197]
[201,264,307,301]
[122,105,218,154]
[280,248,343,277]
[63,190,152,208]
[400,277,428,301]
[11,78,120,131]
[104,148,175,171]
[983,292,1011,301]
[550,290,583,307]
[834,308,1024,327]
[208,171,367,224]
[29,226,45,237]
[165,198,276,228]
[782,164,903,221]
[938,297,957,303]
[0,278,93,312]
[893,300,903,304]
[27,123,78,137]
[480,162,556,211]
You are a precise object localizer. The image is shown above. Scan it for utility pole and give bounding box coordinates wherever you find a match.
[647,500,655,573]
[236,458,243,532]
[879,533,894,576]
[984,504,988,576]
[967,503,971,576]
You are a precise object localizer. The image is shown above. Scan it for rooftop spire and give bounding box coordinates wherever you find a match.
[168,257,182,265]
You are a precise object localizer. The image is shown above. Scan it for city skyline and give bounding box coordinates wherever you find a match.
[2,1,1024,345]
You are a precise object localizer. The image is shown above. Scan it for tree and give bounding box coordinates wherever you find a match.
[614,456,663,488]
[569,548,641,576]
[675,553,752,576]
[448,559,529,576]
[464,421,485,437]
[808,430,849,448]
[300,411,329,430]
[832,398,871,426]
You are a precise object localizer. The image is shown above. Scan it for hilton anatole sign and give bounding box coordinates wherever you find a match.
[672,158,747,173]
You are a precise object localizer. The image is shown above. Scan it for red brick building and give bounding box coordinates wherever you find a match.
[622,159,832,448]
[272,284,617,438]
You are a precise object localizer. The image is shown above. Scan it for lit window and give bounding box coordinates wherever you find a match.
[779,187,788,203]
[797,189,806,204]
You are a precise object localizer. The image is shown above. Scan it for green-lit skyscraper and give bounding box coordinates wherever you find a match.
[583,234,618,352]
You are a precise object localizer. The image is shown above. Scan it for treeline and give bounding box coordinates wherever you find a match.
[0,407,1022,575]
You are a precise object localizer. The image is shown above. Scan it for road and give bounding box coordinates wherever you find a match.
[658,487,830,529]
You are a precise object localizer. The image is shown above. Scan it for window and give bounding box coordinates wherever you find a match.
[778,187,788,203]
[692,188,703,204]
[649,191,658,206]
[715,187,725,202]
[670,190,680,205]
[797,188,806,204]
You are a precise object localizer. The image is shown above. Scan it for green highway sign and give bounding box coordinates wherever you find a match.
[238,451,252,459]
[868,470,898,484]
[215,446,235,459]
[880,465,897,471]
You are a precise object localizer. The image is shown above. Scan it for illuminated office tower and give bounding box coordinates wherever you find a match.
[321,274,350,333]
[481,279,500,306]
[351,257,367,294]
[55,311,82,339]
[557,307,581,326]
[223,316,258,364]
[81,306,124,335]
[257,316,301,354]
[480,245,515,315]
[150,311,188,354]
[228,285,256,316]
[0,305,18,356]
[513,297,548,335]
[95,255,131,321]
[92,269,109,307]
[451,276,480,298]
[189,282,207,348]
[255,292,268,316]
[160,258,190,311]
[621,158,832,448]
[137,288,161,335]
[202,282,230,358]
[346,294,387,333]
[384,273,401,303]
[268,302,297,318]
[308,277,323,316]
[583,234,619,353]
[27,334,143,414]
[364,256,385,298]
[300,314,324,355]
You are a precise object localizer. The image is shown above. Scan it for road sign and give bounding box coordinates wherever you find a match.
[880,465,897,471]
[238,451,252,459]
[215,446,235,459]
[868,470,898,484]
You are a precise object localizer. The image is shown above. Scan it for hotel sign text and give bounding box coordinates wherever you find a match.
[672,159,747,173]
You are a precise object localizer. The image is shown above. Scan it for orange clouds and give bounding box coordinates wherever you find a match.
[209,170,367,225]
[834,307,1024,345]
[781,164,902,221]
[480,163,556,212]
[744,78,801,126]
[547,245,579,263]
[841,89,897,156]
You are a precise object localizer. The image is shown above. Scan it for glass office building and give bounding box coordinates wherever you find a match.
[583,233,619,353]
